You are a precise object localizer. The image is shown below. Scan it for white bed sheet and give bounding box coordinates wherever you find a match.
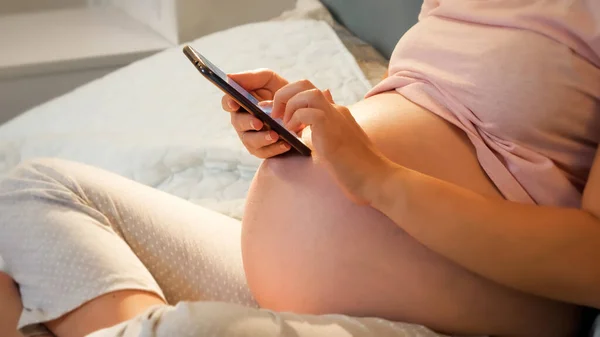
[0,20,372,222]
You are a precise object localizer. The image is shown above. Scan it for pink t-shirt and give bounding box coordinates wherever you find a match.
[366,0,600,207]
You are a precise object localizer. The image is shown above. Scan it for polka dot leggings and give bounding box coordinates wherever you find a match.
[0,158,447,337]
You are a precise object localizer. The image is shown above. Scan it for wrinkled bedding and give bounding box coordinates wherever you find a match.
[0,20,372,220]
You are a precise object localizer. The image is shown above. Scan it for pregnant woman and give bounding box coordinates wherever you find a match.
[1,1,599,337]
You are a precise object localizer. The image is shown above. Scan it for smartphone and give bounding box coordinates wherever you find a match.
[182,45,311,156]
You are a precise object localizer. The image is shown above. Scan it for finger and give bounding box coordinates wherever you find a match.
[323,89,335,103]
[253,140,291,159]
[259,99,306,132]
[283,89,330,124]
[231,111,264,132]
[271,79,318,119]
[228,69,288,93]
[222,95,240,112]
[258,100,274,112]
[286,108,327,132]
[241,130,279,150]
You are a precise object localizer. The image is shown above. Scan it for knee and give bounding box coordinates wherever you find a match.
[0,158,84,211]
[0,158,88,270]
[1,158,74,191]
[4,157,69,180]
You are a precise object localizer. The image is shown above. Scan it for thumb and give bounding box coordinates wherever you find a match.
[227,69,276,91]
[323,89,335,104]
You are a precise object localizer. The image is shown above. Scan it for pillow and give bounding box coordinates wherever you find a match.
[272,0,388,86]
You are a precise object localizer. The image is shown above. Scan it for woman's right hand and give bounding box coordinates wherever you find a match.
[221,69,292,159]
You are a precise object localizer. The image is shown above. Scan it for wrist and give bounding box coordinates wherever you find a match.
[363,156,406,208]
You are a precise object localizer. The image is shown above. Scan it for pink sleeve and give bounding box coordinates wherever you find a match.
[583,0,600,59]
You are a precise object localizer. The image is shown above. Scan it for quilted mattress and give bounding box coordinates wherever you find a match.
[0,20,372,221]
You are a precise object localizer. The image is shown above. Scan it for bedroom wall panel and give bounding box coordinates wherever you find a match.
[0,67,117,124]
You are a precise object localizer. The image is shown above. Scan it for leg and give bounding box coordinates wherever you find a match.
[0,272,27,337]
[46,291,165,337]
[0,158,254,337]
[1,271,137,337]
[0,159,451,337]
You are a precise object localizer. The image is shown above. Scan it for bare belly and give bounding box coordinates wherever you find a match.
[241,92,580,336]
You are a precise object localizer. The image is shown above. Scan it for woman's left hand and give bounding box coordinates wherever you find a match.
[268,79,396,205]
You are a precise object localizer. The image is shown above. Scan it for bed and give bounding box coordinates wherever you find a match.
[0,0,418,220]
[0,0,405,272]
[1,0,597,334]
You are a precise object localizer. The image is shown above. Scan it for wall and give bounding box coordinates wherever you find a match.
[0,0,295,124]
[0,0,84,14]
[0,67,117,124]
[176,0,295,43]
[107,0,179,44]
[104,0,296,44]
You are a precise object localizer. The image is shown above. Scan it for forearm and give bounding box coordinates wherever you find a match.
[368,165,600,308]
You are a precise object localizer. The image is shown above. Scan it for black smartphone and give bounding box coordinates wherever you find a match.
[182,45,311,156]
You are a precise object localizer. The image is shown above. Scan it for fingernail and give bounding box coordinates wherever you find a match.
[280,143,290,150]
[266,132,273,141]
[258,100,272,108]
[250,120,258,130]
[228,101,237,109]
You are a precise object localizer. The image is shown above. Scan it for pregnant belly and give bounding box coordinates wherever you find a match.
[241,92,579,336]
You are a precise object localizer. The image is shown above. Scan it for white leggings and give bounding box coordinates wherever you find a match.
[0,158,446,337]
